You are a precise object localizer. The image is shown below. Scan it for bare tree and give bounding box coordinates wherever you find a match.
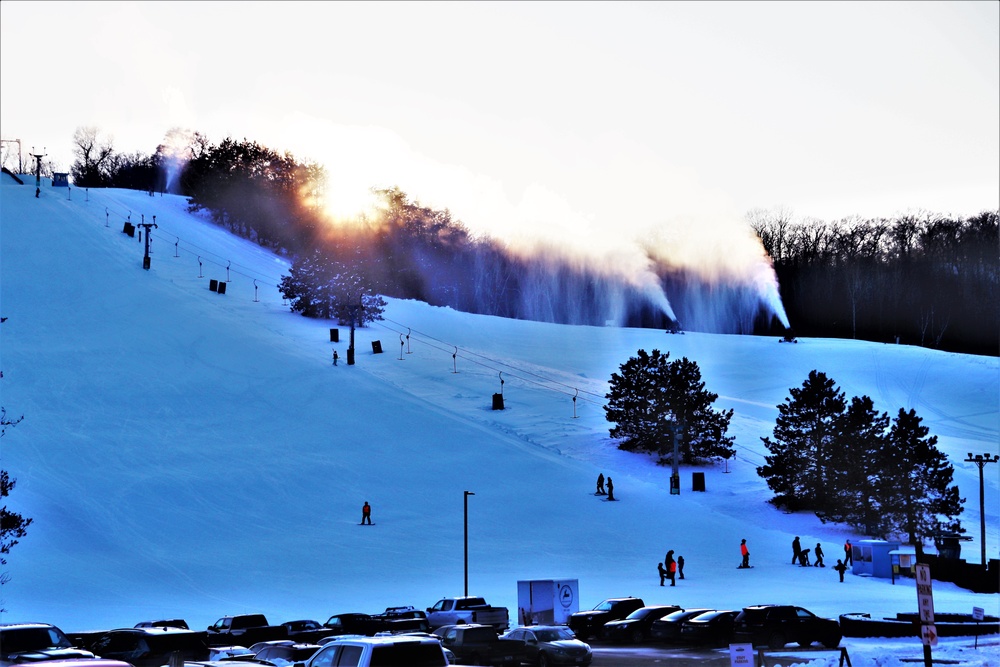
[71,126,115,187]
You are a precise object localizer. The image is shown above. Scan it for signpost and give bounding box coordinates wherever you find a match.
[973,606,984,649]
[915,563,935,666]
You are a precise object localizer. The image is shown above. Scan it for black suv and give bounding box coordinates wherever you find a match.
[0,623,96,666]
[87,627,209,667]
[732,605,842,649]
[567,597,645,641]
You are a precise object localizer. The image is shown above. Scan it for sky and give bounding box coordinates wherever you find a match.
[2,1,998,251]
[1,174,998,665]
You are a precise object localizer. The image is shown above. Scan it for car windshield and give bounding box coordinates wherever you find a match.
[534,629,574,642]
[625,608,659,620]
[1,627,74,654]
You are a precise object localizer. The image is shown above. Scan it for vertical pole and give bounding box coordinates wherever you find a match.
[464,490,475,596]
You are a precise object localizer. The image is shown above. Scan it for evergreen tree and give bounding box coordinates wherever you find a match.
[278,250,386,324]
[605,350,734,463]
[758,370,846,511]
[879,408,964,545]
[827,395,890,533]
[1,322,31,603]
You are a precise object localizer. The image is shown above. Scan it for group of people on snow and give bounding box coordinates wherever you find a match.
[658,550,685,586]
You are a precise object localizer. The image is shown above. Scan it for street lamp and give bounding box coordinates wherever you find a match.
[464,491,475,597]
[964,453,999,566]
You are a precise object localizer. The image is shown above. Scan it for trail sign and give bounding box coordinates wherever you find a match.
[920,624,938,647]
[915,563,935,624]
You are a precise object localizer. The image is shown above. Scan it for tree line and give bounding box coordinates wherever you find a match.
[749,207,999,356]
[60,128,999,355]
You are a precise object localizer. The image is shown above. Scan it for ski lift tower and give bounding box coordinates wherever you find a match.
[30,147,46,197]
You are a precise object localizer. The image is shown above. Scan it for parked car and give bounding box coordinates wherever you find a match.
[566,597,645,641]
[252,643,321,666]
[649,608,714,643]
[280,621,327,643]
[601,605,680,643]
[293,635,449,667]
[0,623,97,667]
[247,641,294,655]
[678,610,739,646]
[501,625,592,666]
[87,627,209,667]
[207,646,254,660]
[431,624,526,666]
[135,620,190,630]
[733,604,842,649]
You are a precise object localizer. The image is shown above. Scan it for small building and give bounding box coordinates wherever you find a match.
[52,172,69,187]
[852,539,901,578]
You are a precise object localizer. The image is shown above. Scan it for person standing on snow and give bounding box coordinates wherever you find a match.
[677,555,685,579]
[739,539,750,568]
[834,559,847,582]
[606,477,614,501]
[664,550,677,586]
[844,539,853,566]
[596,473,605,495]
[657,562,667,586]
[792,536,802,564]
[814,543,825,567]
[361,501,372,525]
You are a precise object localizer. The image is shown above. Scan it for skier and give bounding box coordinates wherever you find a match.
[596,473,605,495]
[606,477,614,501]
[657,562,667,586]
[664,550,676,586]
[834,559,848,582]
[739,539,750,568]
[361,501,372,525]
[798,548,811,567]
[814,543,825,567]
[844,539,853,566]
[677,555,685,580]
[792,536,801,565]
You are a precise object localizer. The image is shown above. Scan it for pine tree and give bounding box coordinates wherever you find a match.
[879,408,964,545]
[279,250,386,324]
[827,395,890,533]
[605,350,734,463]
[758,370,846,511]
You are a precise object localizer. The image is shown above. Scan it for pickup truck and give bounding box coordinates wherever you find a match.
[426,596,510,632]
[432,624,525,666]
[567,596,645,641]
[323,608,429,637]
[205,614,288,647]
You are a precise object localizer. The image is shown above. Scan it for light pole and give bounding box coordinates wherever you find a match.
[965,453,999,566]
[464,490,475,597]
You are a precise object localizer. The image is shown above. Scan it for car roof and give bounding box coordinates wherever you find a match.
[19,661,133,667]
[106,627,199,635]
[327,636,440,645]
[0,623,62,630]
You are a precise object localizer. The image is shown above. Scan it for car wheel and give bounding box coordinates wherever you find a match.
[630,629,644,644]
[822,633,842,649]
[767,632,786,649]
[538,653,550,667]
